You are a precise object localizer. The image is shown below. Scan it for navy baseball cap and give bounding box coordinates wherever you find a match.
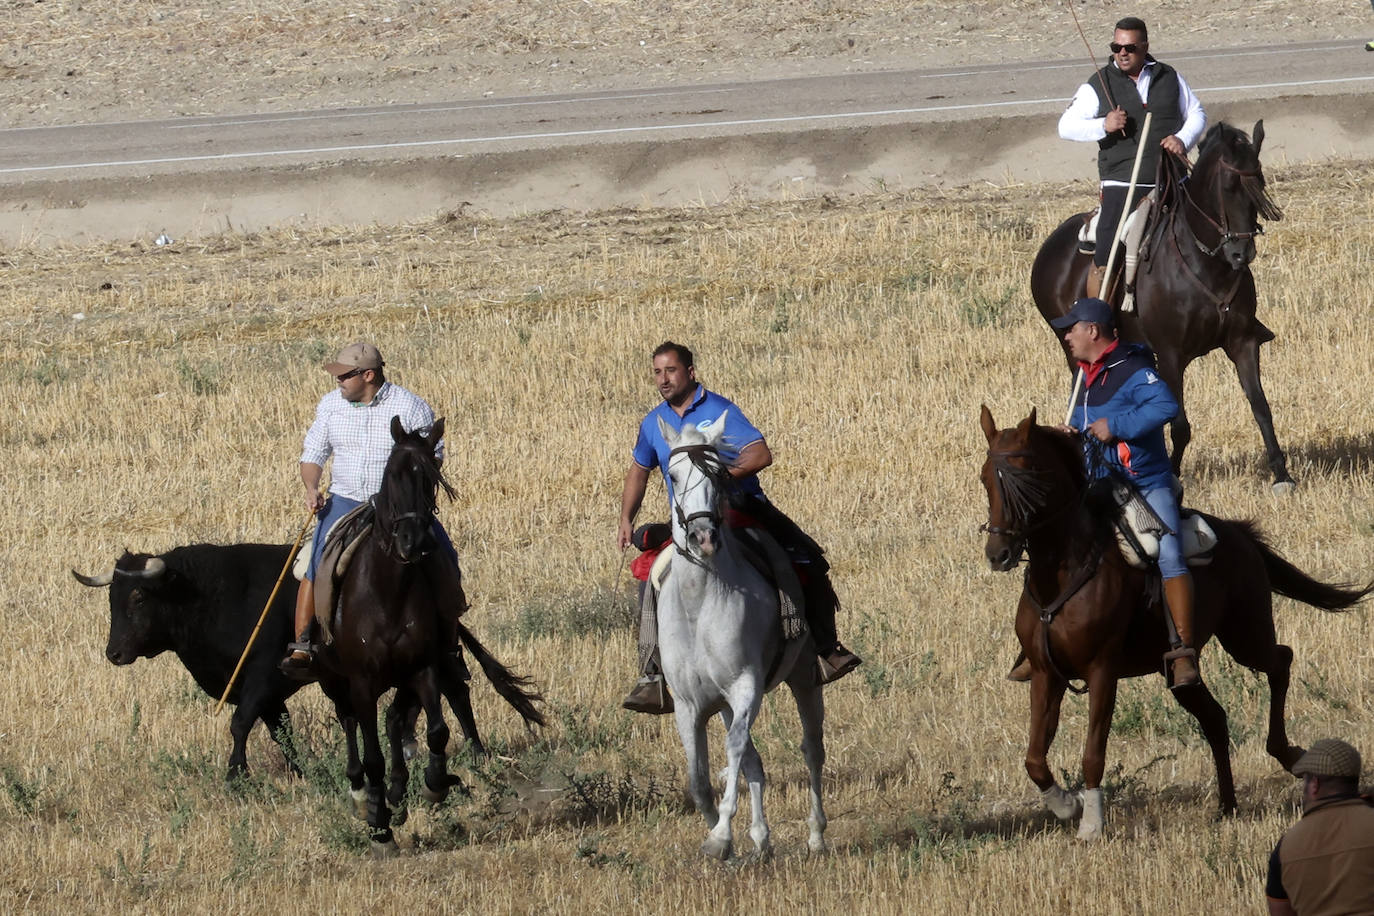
[1050,298,1114,331]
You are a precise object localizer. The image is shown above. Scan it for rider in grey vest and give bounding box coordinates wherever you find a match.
[1057,17,1206,300]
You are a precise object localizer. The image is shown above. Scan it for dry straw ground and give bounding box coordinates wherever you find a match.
[2,156,1374,913]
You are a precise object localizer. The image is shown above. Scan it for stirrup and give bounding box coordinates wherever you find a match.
[279,642,318,680]
[817,646,862,685]
[622,675,674,715]
[1163,646,1200,689]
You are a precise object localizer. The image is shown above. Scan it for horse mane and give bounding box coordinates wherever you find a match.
[1196,122,1284,223]
[374,428,456,531]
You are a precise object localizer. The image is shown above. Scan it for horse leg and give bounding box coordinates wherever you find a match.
[440,655,486,758]
[1154,352,1192,477]
[1168,681,1237,815]
[322,684,367,820]
[1027,672,1080,822]
[351,687,397,858]
[413,671,454,805]
[387,686,420,762]
[383,693,411,827]
[1077,672,1119,841]
[789,678,828,855]
[1224,334,1294,490]
[1215,616,1304,771]
[673,704,718,833]
[704,695,761,861]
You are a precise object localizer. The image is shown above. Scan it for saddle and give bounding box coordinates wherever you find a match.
[1107,482,1217,570]
[312,501,376,645]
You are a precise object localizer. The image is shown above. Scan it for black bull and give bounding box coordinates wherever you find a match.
[74,543,308,780]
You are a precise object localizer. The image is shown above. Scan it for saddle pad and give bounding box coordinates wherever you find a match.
[313,502,376,644]
[1116,510,1218,570]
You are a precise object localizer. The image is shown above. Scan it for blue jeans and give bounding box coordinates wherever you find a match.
[305,495,458,580]
[1143,486,1187,579]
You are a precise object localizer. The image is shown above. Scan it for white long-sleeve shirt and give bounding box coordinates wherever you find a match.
[1057,59,1206,187]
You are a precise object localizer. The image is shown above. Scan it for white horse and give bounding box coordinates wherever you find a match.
[655,412,828,860]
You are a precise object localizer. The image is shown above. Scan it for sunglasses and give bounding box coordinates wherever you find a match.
[1109,42,1140,54]
[336,367,367,382]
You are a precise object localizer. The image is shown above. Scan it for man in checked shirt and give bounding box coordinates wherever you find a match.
[280,341,466,676]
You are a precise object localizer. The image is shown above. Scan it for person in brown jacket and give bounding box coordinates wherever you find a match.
[1265,738,1374,915]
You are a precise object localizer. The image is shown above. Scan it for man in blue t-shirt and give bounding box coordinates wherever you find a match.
[616,341,862,713]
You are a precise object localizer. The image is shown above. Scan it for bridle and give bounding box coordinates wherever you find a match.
[667,443,728,560]
[375,444,450,564]
[1180,151,1275,259]
[980,446,1061,548]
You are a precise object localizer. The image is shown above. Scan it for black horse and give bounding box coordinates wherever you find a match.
[1031,121,1291,491]
[316,416,544,856]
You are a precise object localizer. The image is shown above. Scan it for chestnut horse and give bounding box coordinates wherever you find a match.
[1030,121,1290,491]
[316,416,544,856]
[978,406,1370,839]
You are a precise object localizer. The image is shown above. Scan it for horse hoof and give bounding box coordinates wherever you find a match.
[421,784,448,805]
[807,839,829,857]
[1272,479,1297,497]
[349,788,367,821]
[1076,822,1104,842]
[701,836,732,861]
[402,739,419,762]
[391,805,408,827]
[370,839,400,860]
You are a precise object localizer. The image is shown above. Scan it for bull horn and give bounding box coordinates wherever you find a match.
[112,556,167,580]
[71,569,114,588]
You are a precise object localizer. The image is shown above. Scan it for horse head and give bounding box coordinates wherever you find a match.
[659,411,731,560]
[1190,120,1283,271]
[376,415,454,563]
[978,406,1085,571]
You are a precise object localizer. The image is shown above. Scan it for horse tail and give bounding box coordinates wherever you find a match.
[1246,522,1374,611]
[454,620,547,729]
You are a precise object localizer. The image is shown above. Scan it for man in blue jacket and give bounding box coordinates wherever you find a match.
[1054,297,1198,686]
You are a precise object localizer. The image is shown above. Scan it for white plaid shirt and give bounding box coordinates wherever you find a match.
[300,381,442,502]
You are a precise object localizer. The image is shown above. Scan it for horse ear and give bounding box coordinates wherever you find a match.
[429,417,445,449]
[1252,119,1265,156]
[391,415,405,442]
[657,416,678,446]
[703,410,728,444]
[1014,410,1037,438]
[979,404,998,444]
[1028,406,1038,427]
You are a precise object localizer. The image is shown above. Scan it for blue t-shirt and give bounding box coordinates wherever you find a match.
[632,385,766,503]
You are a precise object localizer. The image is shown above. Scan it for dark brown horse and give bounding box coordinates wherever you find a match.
[1031,121,1291,491]
[978,406,1370,839]
[317,416,544,856]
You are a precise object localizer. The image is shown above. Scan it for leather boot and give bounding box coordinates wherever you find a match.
[622,671,673,714]
[1163,575,1200,688]
[280,577,317,679]
[1086,264,1107,299]
[1006,651,1032,682]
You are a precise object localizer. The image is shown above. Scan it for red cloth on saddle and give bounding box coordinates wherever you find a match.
[629,507,809,583]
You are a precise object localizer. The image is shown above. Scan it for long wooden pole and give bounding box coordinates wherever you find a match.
[1103,111,1153,309]
[213,509,315,715]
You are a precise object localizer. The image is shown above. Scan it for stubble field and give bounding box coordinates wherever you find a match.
[1,154,1373,913]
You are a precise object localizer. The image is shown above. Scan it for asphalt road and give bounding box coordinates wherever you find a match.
[2,39,1370,243]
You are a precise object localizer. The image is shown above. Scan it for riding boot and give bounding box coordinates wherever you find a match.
[1086,264,1107,299]
[623,579,673,714]
[1162,574,1201,688]
[280,577,318,680]
[806,572,862,685]
[1006,650,1032,682]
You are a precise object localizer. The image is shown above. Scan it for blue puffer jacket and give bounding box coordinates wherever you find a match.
[1068,342,1179,492]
